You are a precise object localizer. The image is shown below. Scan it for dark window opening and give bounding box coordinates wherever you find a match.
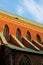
[36,34,41,43]
[18,55,32,65]
[3,24,10,42]
[16,28,21,41]
[26,31,31,41]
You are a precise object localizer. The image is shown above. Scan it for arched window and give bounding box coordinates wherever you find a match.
[18,55,32,65]
[16,28,21,41]
[26,31,31,41]
[36,34,41,43]
[3,24,10,42]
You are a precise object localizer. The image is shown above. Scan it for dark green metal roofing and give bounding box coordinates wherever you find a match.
[6,43,43,55]
[0,10,43,28]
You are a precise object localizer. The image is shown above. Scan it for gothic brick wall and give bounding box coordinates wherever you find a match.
[14,51,43,65]
[0,45,43,65]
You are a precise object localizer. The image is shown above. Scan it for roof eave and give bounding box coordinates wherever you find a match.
[0,10,43,28]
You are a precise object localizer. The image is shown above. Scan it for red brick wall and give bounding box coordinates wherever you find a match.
[15,51,43,65]
[0,20,43,42]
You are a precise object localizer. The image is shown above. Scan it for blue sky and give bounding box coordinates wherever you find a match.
[0,0,43,24]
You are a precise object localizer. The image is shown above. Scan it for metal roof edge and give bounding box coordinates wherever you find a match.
[0,10,43,28]
[7,43,43,55]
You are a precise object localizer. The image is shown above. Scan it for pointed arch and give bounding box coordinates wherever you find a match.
[16,28,21,41]
[26,31,31,41]
[18,54,32,65]
[36,34,41,43]
[3,24,10,42]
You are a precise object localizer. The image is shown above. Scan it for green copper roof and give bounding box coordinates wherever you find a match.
[0,10,43,28]
[7,43,43,55]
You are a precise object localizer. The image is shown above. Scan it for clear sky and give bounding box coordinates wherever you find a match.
[0,0,43,24]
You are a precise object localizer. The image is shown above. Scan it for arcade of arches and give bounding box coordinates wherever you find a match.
[3,24,42,43]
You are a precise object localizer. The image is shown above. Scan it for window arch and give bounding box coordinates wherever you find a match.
[16,28,21,41]
[3,24,10,42]
[36,34,41,43]
[18,55,32,65]
[26,31,31,41]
